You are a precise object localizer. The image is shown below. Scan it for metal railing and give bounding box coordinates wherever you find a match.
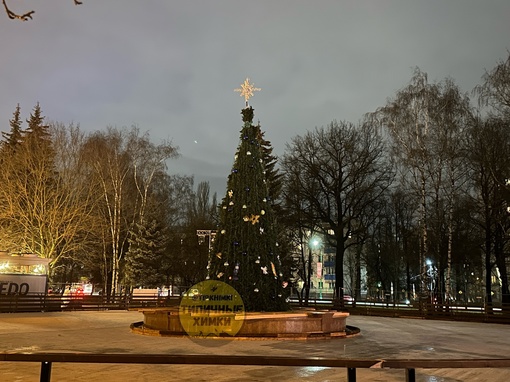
[0,294,181,313]
[1,353,510,382]
[1,294,509,325]
[290,298,510,324]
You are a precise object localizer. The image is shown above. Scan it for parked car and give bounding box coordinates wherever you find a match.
[343,294,355,302]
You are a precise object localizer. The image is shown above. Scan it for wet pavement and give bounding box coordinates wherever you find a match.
[0,310,509,381]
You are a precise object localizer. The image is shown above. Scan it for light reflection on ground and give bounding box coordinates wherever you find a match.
[295,366,330,378]
[424,376,445,382]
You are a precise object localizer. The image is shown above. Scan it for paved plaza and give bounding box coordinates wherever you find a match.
[0,310,509,381]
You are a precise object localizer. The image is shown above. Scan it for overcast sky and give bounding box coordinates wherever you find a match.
[1,1,509,196]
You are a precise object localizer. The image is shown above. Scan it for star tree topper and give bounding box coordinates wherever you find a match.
[235,78,261,106]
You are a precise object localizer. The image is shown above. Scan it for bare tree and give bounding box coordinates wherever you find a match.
[282,120,393,308]
[432,78,472,302]
[185,181,216,227]
[129,127,179,224]
[81,126,180,297]
[467,116,510,306]
[370,68,436,299]
[371,71,473,304]
[475,52,510,117]
[0,108,95,277]
[49,122,105,282]
[472,52,510,306]
[280,171,320,306]
[82,128,133,297]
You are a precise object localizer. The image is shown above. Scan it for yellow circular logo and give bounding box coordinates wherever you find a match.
[179,280,245,338]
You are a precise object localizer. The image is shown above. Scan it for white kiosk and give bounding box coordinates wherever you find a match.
[0,252,50,295]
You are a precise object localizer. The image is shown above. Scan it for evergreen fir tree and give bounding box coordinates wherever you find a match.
[256,126,283,207]
[209,105,289,312]
[125,219,167,288]
[255,124,294,292]
[25,103,50,138]
[22,103,54,170]
[1,104,24,153]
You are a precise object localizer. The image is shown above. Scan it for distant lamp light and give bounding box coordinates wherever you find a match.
[309,238,321,249]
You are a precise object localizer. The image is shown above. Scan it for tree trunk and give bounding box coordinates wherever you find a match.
[445,215,453,305]
[484,219,493,310]
[495,223,510,306]
[420,172,429,297]
[355,246,362,302]
[333,235,345,310]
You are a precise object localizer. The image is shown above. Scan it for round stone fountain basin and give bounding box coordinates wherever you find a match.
[135,308,350,339]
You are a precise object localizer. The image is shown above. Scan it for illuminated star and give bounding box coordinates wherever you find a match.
[234,78,261,106]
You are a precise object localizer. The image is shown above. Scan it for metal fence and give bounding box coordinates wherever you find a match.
[1,294,510,325]
[1,297,510,381]
[345,301,510,324]
[1,353,509,382]
[0,294,180,313]
[293,299,510,324]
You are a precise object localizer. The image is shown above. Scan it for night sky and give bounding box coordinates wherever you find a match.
[1,1,509,196]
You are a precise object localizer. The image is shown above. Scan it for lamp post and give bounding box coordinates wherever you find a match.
[197,230,215,253]
[310,237,323,300]
[426,259,435,301]
[197,230,216,279]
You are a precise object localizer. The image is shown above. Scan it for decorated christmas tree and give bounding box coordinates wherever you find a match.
[208,79,289,312]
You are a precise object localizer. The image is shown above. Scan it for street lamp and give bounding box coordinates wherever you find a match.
[197,230,215,253]
[310,237,323,300]
[426,259,434,301]
[197,229,216,279]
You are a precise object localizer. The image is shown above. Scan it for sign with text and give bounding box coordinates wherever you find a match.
[179,280,245,338]
[0,274,47,295]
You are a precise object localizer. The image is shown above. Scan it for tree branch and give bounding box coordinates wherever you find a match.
[3,0,33,21]
[3,0,82,21]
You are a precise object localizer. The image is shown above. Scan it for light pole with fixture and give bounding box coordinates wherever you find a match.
[310,237,323,300]
[197,230,216,279]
